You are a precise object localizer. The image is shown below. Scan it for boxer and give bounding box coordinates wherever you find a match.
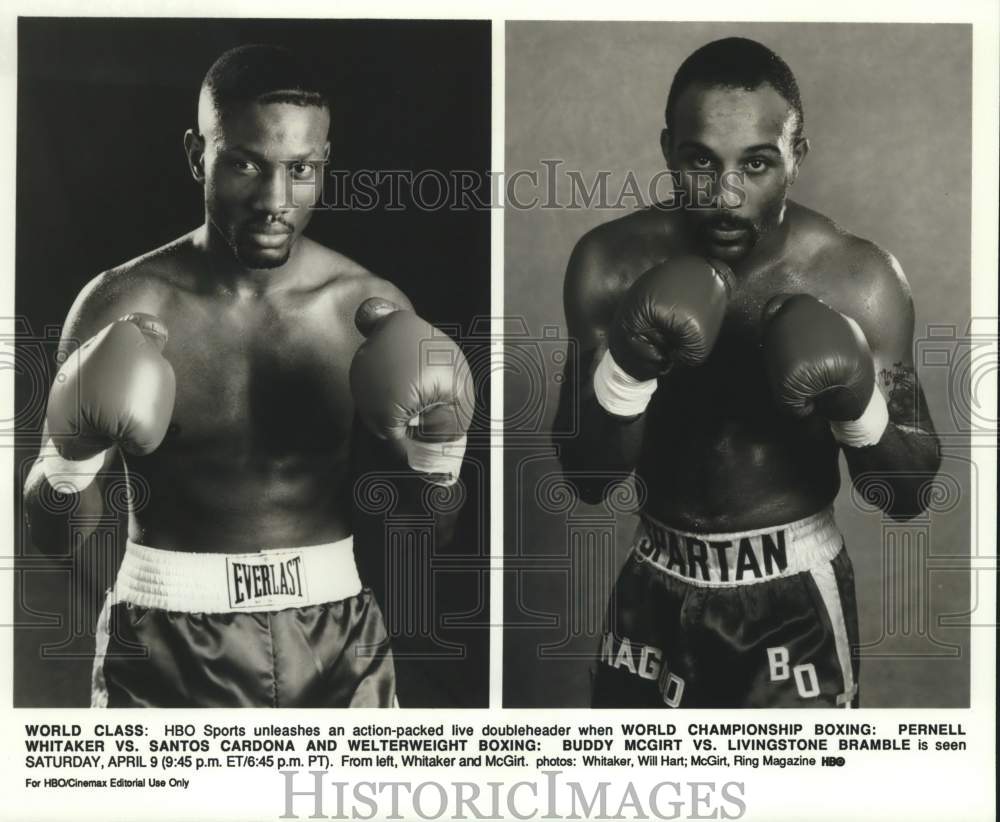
[555,38,941,708]
[23,45,473,708]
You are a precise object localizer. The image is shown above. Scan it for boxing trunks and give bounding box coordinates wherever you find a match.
[91,537,396,708]
[592,507,859,708]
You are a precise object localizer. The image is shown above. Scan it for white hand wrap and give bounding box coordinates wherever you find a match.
[40,439,107,494]
[403,435,468,486]
[829,388,890,448]
[592,348,658,417]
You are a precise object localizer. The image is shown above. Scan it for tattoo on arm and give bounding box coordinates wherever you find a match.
[877,362,934,436]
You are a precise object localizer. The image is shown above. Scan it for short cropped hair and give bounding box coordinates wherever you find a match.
[665,37,803,139]
[200,44,330,114]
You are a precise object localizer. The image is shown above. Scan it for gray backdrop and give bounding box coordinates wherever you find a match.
[503,21,972,707]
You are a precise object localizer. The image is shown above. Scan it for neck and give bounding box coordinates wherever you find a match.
[194,223,301,296]
[755,203,792,256]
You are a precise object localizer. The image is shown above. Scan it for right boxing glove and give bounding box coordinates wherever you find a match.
[350,298,474,486]
[594,255,732,416]
[762,294,887,448]
[45,313,176,489]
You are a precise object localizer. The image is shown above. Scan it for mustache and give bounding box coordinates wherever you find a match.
[700,214,756,233]
[241,218,294,234]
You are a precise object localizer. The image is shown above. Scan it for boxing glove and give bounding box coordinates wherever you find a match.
[350,298,474,485]
[46,313,177,464]
[762,294,888,447]
[594,255,732,416]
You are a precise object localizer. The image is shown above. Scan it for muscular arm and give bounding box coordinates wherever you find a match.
[22,274,126,555]
[349,278,465,545]
[836,245,941,519]
[23,435,122,556]
[553,234,647,503]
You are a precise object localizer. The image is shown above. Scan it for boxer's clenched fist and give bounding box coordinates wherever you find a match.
[762,294,887,447]
[47,313,177,461]
[609,255,733,380]
[350,298,474,484]
[761,294,874,420]
[593,255,731,417]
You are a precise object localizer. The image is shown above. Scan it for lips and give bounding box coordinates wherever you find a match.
[709,230,746,243]
[244,223,291,235]
[703,219,751,244]
[242,224,292,248]
[707,226,746,242]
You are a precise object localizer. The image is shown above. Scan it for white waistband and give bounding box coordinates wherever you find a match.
[633,507,843,587]
[112,537,362,613]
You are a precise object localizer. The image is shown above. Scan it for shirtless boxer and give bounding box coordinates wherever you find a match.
[22,45,473,708]
[555,37,941,708]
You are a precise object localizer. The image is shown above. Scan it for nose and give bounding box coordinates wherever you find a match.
[718,184,743,211]
[714,166,745,211]
[250,166,291,216]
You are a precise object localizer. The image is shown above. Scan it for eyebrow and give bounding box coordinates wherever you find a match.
[675,140,717,155]
[223,146,322,162]
[675,140,782,156]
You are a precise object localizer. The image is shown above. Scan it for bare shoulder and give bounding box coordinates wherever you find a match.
[796,204,915,356]
[565,208,679,343]
[299,238,413,317]
[569,207,677,277]
[298,237,369,281]
[60,235,194,351]
[339,269,414,315]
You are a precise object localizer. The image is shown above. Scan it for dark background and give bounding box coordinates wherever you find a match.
[503,21,973,708]
[14,18,491,707]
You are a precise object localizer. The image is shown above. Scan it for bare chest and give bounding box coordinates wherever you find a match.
[156,295,358,454]
[662,261,837,416]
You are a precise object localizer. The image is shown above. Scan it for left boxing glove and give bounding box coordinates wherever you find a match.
[44,313,176,491]
[761,294,888,447]
[350,298,474,485]
[594,255,732,417]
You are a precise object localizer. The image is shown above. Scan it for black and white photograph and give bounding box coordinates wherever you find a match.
[504,21,974,709]
[0,3,996,822]
[13,17,491,709]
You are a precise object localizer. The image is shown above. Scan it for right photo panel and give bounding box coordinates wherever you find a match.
[503,21,972,709]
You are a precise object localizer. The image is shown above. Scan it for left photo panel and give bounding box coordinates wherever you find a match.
[13,17,491,708]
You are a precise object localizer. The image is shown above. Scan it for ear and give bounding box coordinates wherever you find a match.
[789,136,810,185]
[323,141,331,161]
[659,128,672,167]
[183,129,206,184]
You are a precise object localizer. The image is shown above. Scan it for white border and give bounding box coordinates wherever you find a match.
[0,2,996,821]
[489,18,506,711]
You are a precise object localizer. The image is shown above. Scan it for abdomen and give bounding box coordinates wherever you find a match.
[637,368,842,532]
[125,444,354,552]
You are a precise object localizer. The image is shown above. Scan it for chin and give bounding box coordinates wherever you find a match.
[701,242,749,263]
[234,243,292,270]
[245,254,291,270]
